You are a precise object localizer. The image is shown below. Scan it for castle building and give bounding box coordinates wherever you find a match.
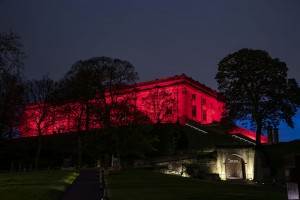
[19,74,267,143]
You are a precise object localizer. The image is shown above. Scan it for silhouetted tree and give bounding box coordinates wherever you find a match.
[142,88,176,124]
[21,75,56,169]
[215,48,300,146]
[108,96,151,127]
[107,99,152,160]
[92,57,139,128]
[0,32,26,74]
[0,73,24,140]
[0,32,26,141]
[57,56,139,167]
[116,125,156,160]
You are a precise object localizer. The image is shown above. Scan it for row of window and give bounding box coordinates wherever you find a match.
[191,93,222,111]
[192,105,207,121]
[164,105,207,121]
[192,93,207,105]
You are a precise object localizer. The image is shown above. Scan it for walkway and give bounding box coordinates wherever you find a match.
[61,168,104,200]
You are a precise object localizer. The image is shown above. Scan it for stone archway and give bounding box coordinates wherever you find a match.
[216,146,255,180]
[225,154,245,179]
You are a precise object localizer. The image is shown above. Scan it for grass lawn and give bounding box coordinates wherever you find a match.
[106,169,287,200]
[0,170,79,200]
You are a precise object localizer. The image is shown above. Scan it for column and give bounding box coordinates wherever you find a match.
[273,127,279,144]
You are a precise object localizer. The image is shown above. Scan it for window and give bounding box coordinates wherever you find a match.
[202,97,206,105]
[202,110,207,121]
[192,105,197,117]
[166,107,172,115]
[192,94,196,100]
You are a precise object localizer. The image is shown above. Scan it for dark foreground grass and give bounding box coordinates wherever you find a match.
[0,170,79,200]
[106,169,287,200]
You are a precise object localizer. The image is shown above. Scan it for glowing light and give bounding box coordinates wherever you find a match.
[159,164,190,177]
[229,126,268,144]
[185,123,207,133]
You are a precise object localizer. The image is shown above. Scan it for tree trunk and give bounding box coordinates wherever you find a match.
[9,126,13,140]
[85,101,90,131]
[104,107,111,128]
[35,129,42,170]
[0,124,4,141]
[256,120,262,147]
[77,134,82,168]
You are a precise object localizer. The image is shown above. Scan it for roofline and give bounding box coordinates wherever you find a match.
[122,74,221,98]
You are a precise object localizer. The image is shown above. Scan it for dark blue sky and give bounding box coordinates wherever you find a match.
[1,0,300,141]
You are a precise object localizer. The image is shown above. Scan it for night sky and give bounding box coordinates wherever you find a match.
[1,0,299,141]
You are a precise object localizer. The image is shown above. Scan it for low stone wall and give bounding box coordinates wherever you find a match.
[134,154,219,180]
[133,154,199,168]
[134,146,272,182]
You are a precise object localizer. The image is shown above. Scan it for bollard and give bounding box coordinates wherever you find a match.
[285,154,300,200]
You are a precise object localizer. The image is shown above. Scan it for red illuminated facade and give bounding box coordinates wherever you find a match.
[129,74,224,125]
[19,74,267,143]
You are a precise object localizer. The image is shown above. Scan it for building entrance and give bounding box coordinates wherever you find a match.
[225,154,245,179]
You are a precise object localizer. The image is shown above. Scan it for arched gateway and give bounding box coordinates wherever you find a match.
[225,154,246,179]
[217,145,255,181]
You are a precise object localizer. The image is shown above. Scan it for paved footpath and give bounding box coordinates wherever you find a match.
[61,168,104,200]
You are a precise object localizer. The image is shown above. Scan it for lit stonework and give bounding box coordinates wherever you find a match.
[217,146,255,181]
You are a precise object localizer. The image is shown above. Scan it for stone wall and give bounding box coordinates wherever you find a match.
[134,146,270,182]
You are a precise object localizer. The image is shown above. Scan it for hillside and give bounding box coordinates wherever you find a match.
[0,123,250,171]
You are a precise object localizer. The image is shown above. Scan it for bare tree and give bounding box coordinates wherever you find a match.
[0,32,26,74]
[142,88,176,124]
[93,57,139,128]
[21,75,56,169]
[110,96,151,126]
[57,56,139,167]
[0,32,26,141]
[0,72,24,140]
